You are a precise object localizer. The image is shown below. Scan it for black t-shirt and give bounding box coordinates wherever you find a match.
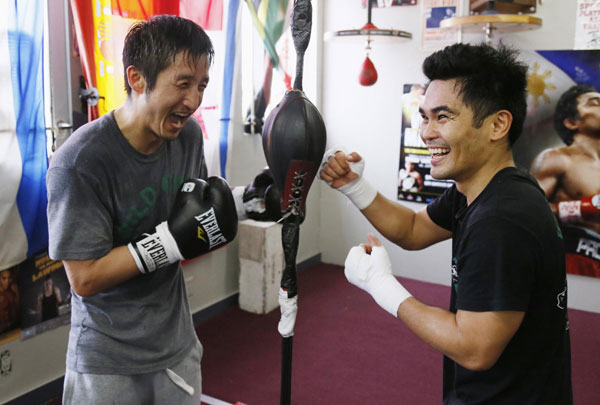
[427,167,572,404]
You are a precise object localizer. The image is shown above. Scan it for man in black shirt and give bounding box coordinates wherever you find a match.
[320,43,572,404]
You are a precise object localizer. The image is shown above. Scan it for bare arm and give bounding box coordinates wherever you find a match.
[63,246,140,297]
[530,149,567,214]
[54,287,63,304]
[398,298,524,371]
[320,150,451,249]
[346,234,524,371]
[362,194,451,250]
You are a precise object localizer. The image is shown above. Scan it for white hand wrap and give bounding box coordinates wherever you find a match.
[231,186,248,221]
[127,221,184,274]
[278,288,298,338]
[321,146,377,210]
[344,244,412,317]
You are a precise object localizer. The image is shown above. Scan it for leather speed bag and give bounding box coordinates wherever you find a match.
[262,90,327,223]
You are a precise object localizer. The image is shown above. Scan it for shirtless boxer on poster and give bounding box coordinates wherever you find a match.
[0,268,19,331]
[531,85,600,277]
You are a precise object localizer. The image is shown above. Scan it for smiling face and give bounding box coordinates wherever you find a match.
[138,51,210,142]
[419,79,492,185]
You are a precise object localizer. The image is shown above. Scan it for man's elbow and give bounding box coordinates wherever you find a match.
[69,279,96,297]
[458,353,500,372]
[63,260,100,297]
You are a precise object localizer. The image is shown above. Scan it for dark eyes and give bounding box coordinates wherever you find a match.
[177,82,207,91]
[420,114,448,122]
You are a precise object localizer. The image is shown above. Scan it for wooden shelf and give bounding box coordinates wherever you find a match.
[441,14,541,33]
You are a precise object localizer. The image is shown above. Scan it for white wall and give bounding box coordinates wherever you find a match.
[319,0,600,313]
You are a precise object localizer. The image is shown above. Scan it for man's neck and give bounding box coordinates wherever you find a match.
[114,102,163,155]
[571,133,600,160]
[456,156,516,205]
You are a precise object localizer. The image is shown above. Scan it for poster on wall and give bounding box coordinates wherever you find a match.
[514,50,600,278]
[18,250,71,339]
[421,0,461,51]
[398,84,453,203]
[362,0,417,7]
[0,265,20,335]
[574,0,600,49]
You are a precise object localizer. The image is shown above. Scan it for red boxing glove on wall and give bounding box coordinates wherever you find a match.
[558,194,600,224]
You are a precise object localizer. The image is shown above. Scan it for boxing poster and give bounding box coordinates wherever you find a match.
[514,50,600,278]
[0,265,20,335]
[398,83,453,203]
[421,0,461,51]
[18,249,71,339]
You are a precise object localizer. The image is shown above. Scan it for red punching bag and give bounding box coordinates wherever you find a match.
[359,54,378,86]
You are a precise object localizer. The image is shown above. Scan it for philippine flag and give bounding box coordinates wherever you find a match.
[0,0,48,270]
[514,50,600,169]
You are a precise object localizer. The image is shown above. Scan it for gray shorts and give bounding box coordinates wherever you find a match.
[62,340,203,405]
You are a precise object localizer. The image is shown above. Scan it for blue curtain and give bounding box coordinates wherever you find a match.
[9,0,48,258]
[219,0,240,179]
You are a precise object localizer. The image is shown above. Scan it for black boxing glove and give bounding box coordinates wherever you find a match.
[128,177,238,274]
[242,168,282,222]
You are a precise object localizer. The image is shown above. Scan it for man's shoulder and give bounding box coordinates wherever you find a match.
[531,147,572,174]
[473,168,548,219]
[49,115,115,170]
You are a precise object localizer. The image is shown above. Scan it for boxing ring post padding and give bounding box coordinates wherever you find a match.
[238,219,284,314]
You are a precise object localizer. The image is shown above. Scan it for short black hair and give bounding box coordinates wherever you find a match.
[553,85,596,145]
[122,15,214,95]
[422,42,528,146]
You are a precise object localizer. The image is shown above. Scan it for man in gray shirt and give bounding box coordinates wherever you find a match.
[47,15,237,404]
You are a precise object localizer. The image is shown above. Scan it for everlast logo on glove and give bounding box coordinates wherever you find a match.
[128,176,238,274]
[135,234,170,272]
[195,208,227,249]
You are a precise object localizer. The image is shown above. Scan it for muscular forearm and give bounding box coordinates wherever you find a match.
[361,194,420,249]
[398,298,479,369]
[398,298,522,371]
[63,246,141,297]
[361,194,450,250]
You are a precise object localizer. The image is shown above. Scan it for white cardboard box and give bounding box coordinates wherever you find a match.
[238,219,284,314]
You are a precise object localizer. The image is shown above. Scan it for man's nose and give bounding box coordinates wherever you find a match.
[183,88,203,110]
[420,122,435,142]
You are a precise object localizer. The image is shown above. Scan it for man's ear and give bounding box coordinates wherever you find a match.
[489,110,513,142]
[126,66,146,95]
[562,117,580,131]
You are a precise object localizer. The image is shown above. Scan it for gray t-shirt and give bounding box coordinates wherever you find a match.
[47,111,207,374]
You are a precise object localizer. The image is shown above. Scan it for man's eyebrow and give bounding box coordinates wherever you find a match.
[586,96,600,104]
[418,105,456,115]
[174,74,194,81]
[174,73,210,84]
